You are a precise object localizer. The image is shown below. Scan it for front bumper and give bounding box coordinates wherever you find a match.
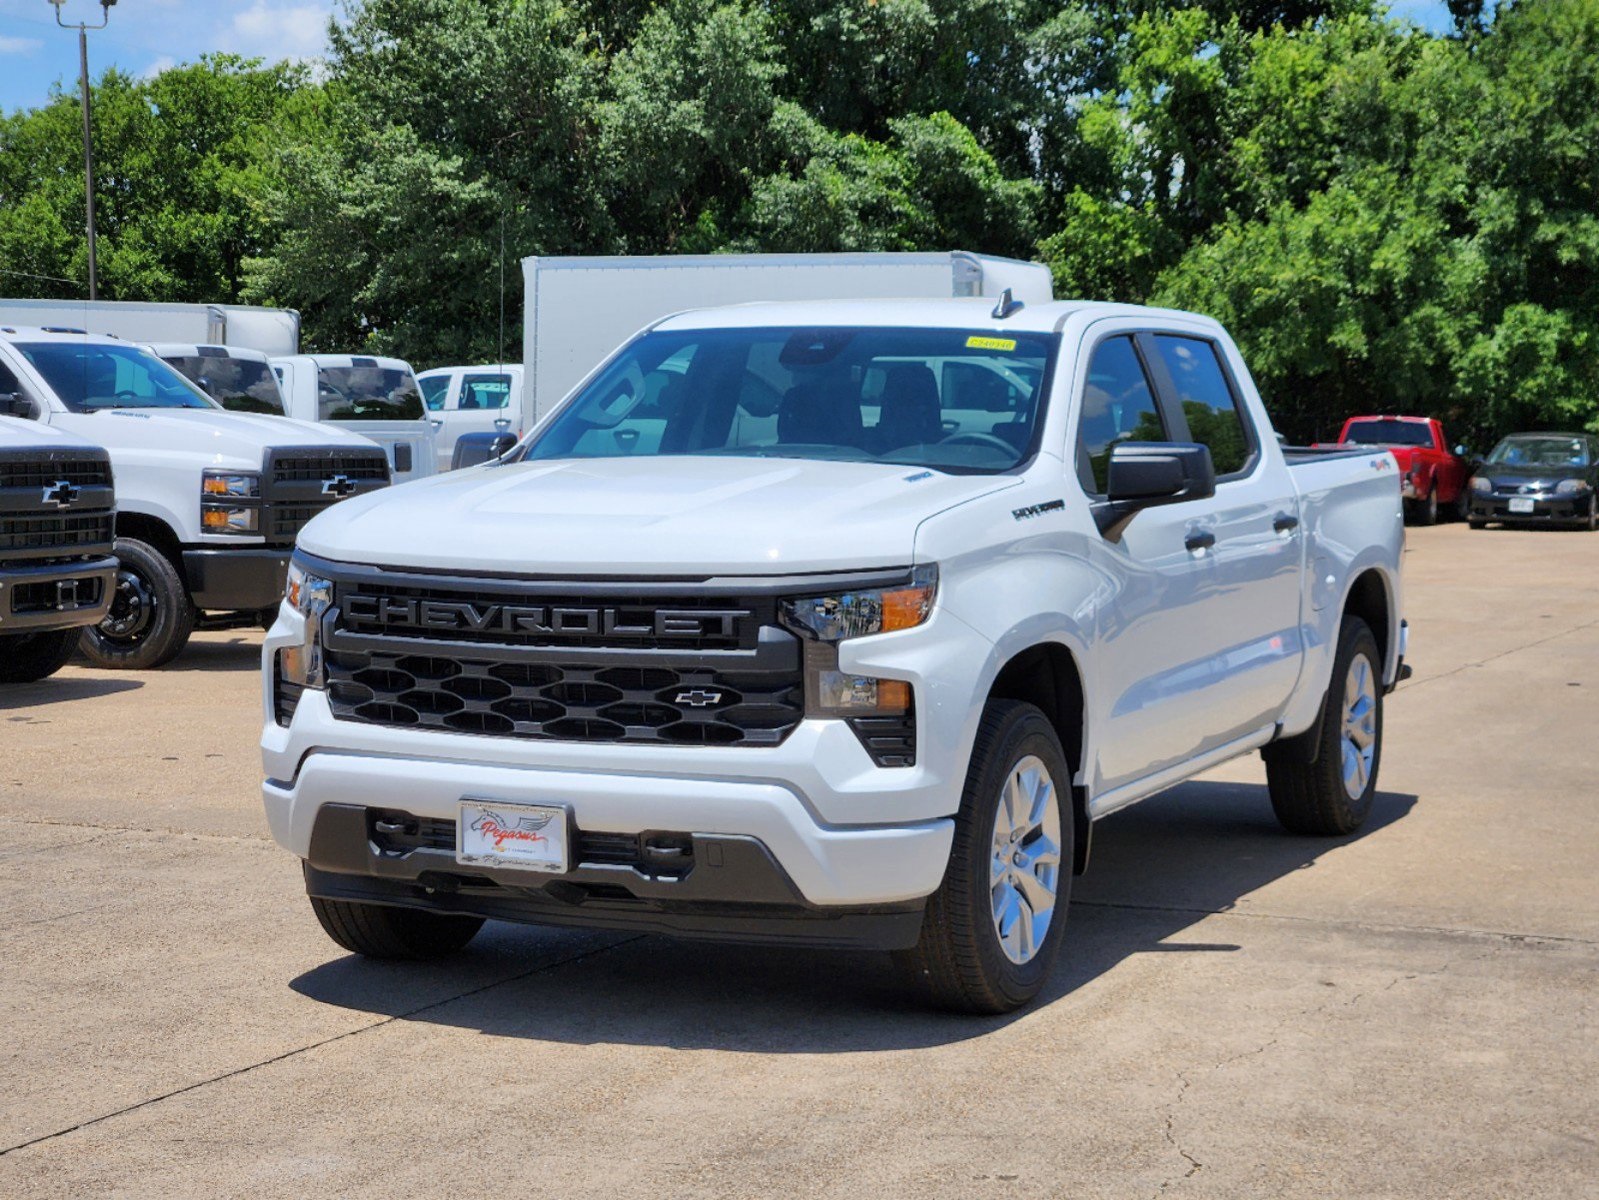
[1469,494,1591,523]
[182,547,291,611]
[0,555,118,633]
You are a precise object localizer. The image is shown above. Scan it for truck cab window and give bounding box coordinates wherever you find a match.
[460,375,511,411]
[419,375,449,411]
[1151,335,1252,477]
[1077,335,1166,494]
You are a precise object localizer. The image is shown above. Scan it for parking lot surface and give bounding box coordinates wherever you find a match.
[2,524,1596,1198]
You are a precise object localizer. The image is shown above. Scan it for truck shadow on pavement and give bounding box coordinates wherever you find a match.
[290,780,1416,1051]
[162,636,263,672]
[0,677,142,709]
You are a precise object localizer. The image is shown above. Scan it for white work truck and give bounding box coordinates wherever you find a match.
[263,299,1407,1013]
[0,416,119,682]
[0,328,390,669]
[271,354,438,483]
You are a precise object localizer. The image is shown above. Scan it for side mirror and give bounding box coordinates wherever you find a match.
[451,430,519,470]
[1453,444,1468,457]
[1096,442,1216,538]
[0,392,37,419]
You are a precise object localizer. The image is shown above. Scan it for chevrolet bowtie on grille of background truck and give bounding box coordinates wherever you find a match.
[262,298,1408,1014]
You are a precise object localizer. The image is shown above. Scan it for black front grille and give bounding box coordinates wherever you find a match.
[0,512,114,557]
[325,649,803,747]
[260,447,390,546]
[0,453,112,490]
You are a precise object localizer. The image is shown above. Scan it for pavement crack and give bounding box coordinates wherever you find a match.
[1153,1071,1202,1197]
[0,933,642,1158]
[1400,615,1599,692]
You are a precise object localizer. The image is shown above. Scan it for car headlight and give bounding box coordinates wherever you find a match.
[1469,476,1492,494]
[201,470,261,535]
[1555,479,1591,496]
[277,558,334,693]
[781,566,935,717]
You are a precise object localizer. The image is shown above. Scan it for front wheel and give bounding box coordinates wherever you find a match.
[1263,617,1383,835]
[0,628,80,683]
[78,537,195,670]
[896,699,1073,1014]
[309,895,484,959]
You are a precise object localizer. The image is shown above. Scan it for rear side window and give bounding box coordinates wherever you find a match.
[1077,336,1167,494]
[460,374,512,410]
[1151,336,1252,476]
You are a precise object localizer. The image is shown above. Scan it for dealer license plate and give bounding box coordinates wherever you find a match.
[456,801,569,874]
[1509,497,1536,514]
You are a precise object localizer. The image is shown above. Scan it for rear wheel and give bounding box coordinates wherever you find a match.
[0,628,80,683]
[1584,496,1598,532]
[1406,489,1437,526]
[309,895,484,960]
[896,699,1073,1014]
[78,537,194,670]
[1263,617,1383,836]
[1453,489,1471,522]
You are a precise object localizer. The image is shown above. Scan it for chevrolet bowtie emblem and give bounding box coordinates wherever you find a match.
[321,474,358,498]
[41,480,81,508]
[675,689,724,708]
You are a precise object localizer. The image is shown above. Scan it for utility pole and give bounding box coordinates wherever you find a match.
[49,1,118,302]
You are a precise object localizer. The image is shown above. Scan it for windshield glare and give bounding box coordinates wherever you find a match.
[18,342,218,412]
[1487,436,1591,469]
[317,365,423,422]
[164,355,284,415]
[523,327,1054,473]
[1344,420,1433,447]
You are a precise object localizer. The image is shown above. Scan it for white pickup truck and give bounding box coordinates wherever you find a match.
[271,354,438,483]
[0,327,391,669]
[0,416,119,682]
[262,299,1407,1013]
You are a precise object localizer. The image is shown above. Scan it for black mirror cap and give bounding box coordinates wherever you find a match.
[451,430,520,470]
[0,392,36,419]
[1097,442,1217,539]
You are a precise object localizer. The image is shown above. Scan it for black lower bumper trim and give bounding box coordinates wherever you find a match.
[0,555,117,632]
[182,547,291,611]
[303,802,925,950]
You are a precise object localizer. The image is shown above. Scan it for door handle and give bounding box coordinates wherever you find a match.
[1273,513,1300,533]
[1184,530,1216,552]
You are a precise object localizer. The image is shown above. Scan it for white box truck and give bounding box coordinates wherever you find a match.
[0,299,300,356]
[521,252,1053,427]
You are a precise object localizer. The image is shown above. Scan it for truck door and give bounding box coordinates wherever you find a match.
[1143,331,1304,740]
[1074,329,1243,793]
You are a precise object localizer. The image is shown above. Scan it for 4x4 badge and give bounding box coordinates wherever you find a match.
[675,689,724,708]
[41,480,81,508]
[321,474,358,498]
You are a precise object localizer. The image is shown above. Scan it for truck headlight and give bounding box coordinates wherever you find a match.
[1555,479,1591,496]
[201,470,261,535]
[1469,476,1491,494]
[277,558,333,693]
[782,566,935,717]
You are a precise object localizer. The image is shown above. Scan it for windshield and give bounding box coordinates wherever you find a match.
[17,342,217,413]
[1343,419,1433,447]
[523,327,1055,473]
[317,365,423,422]
[164,354,284,415]
[1486,436,1590,469]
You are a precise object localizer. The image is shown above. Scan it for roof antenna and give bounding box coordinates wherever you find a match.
[991,288,1022,320]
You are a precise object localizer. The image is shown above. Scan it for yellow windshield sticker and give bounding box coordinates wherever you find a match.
[966,335,1017,351]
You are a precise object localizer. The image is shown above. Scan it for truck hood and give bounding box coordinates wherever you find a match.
[299,455,1022,575]
[0,414,101,450]
[50,408,378,469]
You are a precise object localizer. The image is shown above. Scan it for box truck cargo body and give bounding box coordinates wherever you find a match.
[0,300,300,357]
[521,252,1052,426]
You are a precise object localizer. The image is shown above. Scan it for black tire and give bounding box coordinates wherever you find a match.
[1263,617,1383,836]
[0,628,80,683]
[77,536,195,670]
[309,895,484,960]
[1467,517,1487,529]
[896,699,1074,1014]
[1583,496,1598,533]
[1453,489,1471,522]
[1406,489,1437,526]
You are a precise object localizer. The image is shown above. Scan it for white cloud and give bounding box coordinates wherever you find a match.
[222,2,332,62]
[0,36,44,56]
[141,55,178,80]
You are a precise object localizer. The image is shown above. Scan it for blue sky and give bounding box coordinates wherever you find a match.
[0,0,1461,116]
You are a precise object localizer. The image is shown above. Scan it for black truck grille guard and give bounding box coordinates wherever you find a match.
[0,447,116,564]
[258,447,390,546]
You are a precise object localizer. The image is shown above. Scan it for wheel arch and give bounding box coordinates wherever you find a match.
[114,511,188,583]
[985,640,1092,876]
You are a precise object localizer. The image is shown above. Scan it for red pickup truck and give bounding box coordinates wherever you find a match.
[1323,416,1471,525]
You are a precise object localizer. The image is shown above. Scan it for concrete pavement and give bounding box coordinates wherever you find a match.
[1,523,1595,1198]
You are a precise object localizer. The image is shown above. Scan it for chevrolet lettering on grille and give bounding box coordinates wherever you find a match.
[342,594,751,642]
